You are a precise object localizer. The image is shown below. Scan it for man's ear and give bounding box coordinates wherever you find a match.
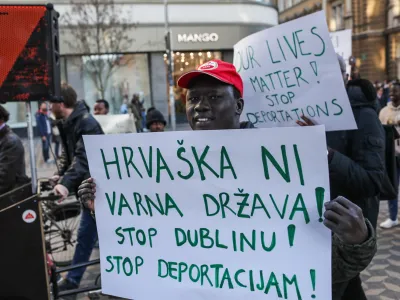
[236,98,244,115]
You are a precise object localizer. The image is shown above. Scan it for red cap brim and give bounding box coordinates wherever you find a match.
[177,70,233,89]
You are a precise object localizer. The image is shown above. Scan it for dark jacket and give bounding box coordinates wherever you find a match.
[326,79,383,299]
[326,79,385,229]
[0,125,29,194]
[332,219,376,300]
[36,112,50,137]
[57,101,104,194]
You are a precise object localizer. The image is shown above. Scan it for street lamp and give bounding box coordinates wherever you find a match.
[164,0,176,131]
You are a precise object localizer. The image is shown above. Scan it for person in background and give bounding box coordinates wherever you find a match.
[50,84,104,296]
[36,102,53,164]
[377,86,387,111]
[94,99,109,115]
[379,83,400,229]
[78,60,377,300]
[0,105,30,195]
[298,55,385,300]
[130,94,143,132]
[384,79,391,101]
[49,111,61,159]
[120,95,129,114]
[146,107,166,132]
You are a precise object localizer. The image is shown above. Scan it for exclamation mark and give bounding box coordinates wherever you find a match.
[310,269,316,299]
[287,224,296,247]
[315,187,325,222]
[310,61,319,83]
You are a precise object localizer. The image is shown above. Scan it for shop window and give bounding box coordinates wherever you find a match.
[164,51,222,123]
[64,53,151,115]
[331,2,344,31]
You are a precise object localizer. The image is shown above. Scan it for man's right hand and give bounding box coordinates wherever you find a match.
[49,175,60,187]
[78,178,96,211]
[42,136,47,141]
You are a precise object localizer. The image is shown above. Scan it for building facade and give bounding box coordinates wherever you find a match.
[2,0,278,129]
[278,0,400,82]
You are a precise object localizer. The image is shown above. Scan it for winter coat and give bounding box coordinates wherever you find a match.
[242,119,377,299]
[326,79,385,230]
[326,79,384,299]
[379,101,400,125]
[331,219,376,300]
[0,125,30,194]
[379,102,400,156]
[56,101,104,194]
[36,112,51,137]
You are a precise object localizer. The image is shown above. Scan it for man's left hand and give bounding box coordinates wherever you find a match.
[54,184,69,202]
[323,196,368,245]
[296,115,315,127]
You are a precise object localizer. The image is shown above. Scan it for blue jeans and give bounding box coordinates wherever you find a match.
[67,208,98,285]
[388,167,400,221]
[41,134,51,162]
[141,111,146,130]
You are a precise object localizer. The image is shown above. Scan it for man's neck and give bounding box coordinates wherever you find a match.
[63,108,74,120]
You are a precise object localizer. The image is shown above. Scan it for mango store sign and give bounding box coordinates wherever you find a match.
[84,126,332,300]
[233,11,356,131]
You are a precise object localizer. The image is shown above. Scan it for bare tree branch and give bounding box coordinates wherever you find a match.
[61,0,135,100]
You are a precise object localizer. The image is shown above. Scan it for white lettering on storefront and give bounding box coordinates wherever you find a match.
[177,33,219,43]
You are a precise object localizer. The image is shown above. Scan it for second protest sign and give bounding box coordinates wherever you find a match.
[84,126,332,300]
[233,11,356,131]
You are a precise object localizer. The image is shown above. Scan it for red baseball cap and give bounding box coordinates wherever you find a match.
[177,59,244,97]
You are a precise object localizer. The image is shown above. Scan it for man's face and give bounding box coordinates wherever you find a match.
[389,86,400,104]
[150,122,165,132]
[40,103,48,114]
[51,102,64,119]
[186,76,243,130]
[94,102,108,115]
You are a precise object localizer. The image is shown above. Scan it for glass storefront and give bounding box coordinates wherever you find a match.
[164,51,222,123]
[61,53,152,114]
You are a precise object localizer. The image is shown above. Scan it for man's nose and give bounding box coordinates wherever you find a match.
[194,97,211,112]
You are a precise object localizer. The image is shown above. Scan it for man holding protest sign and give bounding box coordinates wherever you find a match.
[78,59,376,300]
[232,12,384,299]
[297,56,385,300]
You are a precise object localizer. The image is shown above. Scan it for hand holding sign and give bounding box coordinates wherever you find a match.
[324,196,368,245]
[77,178,96,210]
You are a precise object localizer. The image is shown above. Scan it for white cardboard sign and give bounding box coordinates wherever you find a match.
[84,126,331,300]
[330,29,352,75]
[233,11,356,131]
[94,114,136,134]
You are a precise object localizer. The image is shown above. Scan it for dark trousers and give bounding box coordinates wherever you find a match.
[388,166,400,221]
[67,208,98,285]
[41,134,51,162]
[53,136,60,158]
[341,275,367,300]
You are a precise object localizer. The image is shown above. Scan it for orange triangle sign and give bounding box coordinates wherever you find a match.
[0,6,46,88]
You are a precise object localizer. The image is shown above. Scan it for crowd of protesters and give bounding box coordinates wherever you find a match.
[1,55,399,300]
